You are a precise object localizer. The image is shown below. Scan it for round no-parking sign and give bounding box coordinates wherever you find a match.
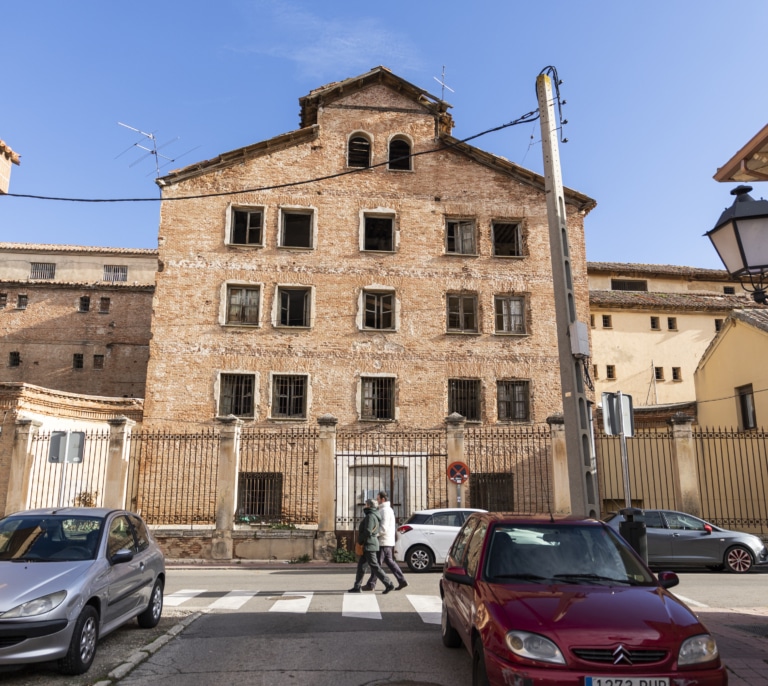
[447,461,470,484]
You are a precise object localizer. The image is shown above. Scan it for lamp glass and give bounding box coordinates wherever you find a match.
[734,217,768,273]
[708,220,746,276]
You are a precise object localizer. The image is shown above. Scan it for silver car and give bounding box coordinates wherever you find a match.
[605,508,768,573]
[0,507,165,674]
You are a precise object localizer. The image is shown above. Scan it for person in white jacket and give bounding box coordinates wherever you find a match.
[363,490,408,591]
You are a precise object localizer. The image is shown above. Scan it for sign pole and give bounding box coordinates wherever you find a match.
[58,431,71,508]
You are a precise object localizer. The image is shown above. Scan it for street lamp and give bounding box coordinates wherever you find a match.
[706,185,768,304]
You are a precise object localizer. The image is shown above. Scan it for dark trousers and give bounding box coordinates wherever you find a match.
[353,550,392,589]
[366,546,406,588]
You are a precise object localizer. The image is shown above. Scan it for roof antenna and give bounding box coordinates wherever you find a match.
[433,65,455,101]
[115,122,199,180]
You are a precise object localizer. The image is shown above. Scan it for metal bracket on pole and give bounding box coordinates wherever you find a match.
[536,73,598,518]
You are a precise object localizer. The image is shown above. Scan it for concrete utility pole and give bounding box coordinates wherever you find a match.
[536,73,599,518]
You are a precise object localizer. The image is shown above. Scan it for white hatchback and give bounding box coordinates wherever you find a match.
[394,508,486,572]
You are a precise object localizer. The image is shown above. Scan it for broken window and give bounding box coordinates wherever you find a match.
[494,296,525,334]
[446,219,476,254]
[364,215,394,251]
[348,135,371,168]
[363,291,394,330]
[447,294,478,332]
[492,221,523,257]
[227,286,260,325]
[103,265,128,282]
[272,374,307,419]
[30,263,55,279]
[219,373,255,418]
[497,380,530,421]
[281,210,313,248]
[361,377,395,420]
[388,137,411,170]
[231,208,263,246]
[278,288,310,327]
[79,296,90,312]
[449,378,481,421]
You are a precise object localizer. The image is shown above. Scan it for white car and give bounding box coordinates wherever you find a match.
[394,508,486,572]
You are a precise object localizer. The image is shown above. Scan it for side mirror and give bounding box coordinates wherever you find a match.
[110,548,135,565]
[703,524,713,535]
[443,566,474,586]
[657,571,679,590]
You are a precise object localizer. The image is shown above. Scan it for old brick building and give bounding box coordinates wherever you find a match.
[0,243,156,398]
[143,66,595,430]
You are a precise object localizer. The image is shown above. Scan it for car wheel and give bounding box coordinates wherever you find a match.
[441,601,462,648]
[724,545,753,573]
[472,637,490,686]
[137,579,164,628]
[58,605,98,675]
[406,544,434,573]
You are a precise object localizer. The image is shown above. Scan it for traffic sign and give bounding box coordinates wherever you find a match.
[447,461,470,484]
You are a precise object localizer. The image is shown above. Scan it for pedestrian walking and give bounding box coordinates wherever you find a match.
[363,490,408,591]
[348,498,395,594]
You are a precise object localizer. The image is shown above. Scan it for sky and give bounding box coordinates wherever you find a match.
[2,0,768,269]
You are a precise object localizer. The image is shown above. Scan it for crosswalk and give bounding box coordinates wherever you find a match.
[163,588,441,624]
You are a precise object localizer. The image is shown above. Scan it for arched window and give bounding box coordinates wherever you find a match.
[388,137,411,170]
[348,135,371,167]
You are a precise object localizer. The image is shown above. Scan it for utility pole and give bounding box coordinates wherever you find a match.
[536,73,598,518]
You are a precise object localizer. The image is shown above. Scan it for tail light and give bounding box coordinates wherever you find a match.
[397,525,413,534]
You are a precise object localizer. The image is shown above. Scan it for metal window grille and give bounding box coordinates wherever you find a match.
[103,265,128,282]
[227,286,260,324]
[654,367,664,381]
[494,296,525,333]
[364,216,394,251]
[446,220,476,254]
[497,380,530,421]
[471,473,515,510]
[279,288,310,326]
[232,209,263,245]
[606,365,616,380]
[238,472,283,519]
[93,355,104,370]
[672,367,681,381]
[492,222,522,256]
[361,377,395,420]
[611,279,648,291]
[348,136,371,167]
[388,138,411,170]
[724,286,736,294]
[650,316,660,330]
[219,373,255,417]
[9,351,20,367]
[16,294,28,309]
[79,296,90,312]
[447,294,478,332]
[73,353,84,369]
[0,293,7,307]
[282,212,312,248]
[667,317,677,330]
[449,378,481,421]
[602,315,612,328]
[272,375,307,418]
[364,292,393,329]
[30,262,55,279]
[99,297,111,313]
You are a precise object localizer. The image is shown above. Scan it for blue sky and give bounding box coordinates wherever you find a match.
[2,0,767,269]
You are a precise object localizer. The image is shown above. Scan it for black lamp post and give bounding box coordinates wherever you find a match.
[706,185,768,304]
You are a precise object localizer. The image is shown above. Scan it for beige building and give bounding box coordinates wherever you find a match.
[143,66,595,429]
[0,243,157,398]
[694,309,768,429]
[588,262,762,408]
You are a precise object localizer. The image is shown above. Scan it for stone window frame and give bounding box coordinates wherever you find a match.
[225,203,266,248]
[79,296,91,313]
[220,281,264,328]
[448,377,482,422]
[446,292,480,334]
[359,208,398,253]
[491,220,525,258]
[215,370,260,420]
[493,293,528,335]
[357,373,398,422]
[445,217,478,256]
[268,372,311,421]
[496,379,532,422]
[357,285,398,332]
[278,205,317,250]
[272,284,315,329]
[347,131,373,168]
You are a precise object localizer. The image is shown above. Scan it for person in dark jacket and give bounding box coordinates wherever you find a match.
[348,499,395,594]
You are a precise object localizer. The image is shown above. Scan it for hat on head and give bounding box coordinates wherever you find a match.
[365,498,378,509]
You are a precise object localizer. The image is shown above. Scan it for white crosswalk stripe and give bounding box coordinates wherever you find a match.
[209,590,260,610]
[342,592,381,620]
[269,591,314,613]
[407,594,442,624]
[164,589,207,607]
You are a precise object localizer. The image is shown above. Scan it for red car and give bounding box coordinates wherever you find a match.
[440,513,727,686]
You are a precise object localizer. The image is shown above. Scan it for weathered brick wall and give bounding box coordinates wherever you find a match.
[144,80,591,430]
[0,284,152,398]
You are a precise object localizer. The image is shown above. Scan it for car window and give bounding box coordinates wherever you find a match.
[107,515,137,557]
[449,518,478,566]
[643,511,664,528]
[128,514,150,552]
[465,521,489,578]
[406,513,432,525]
[0,515,102,561]
[432,512,462,527]
[664,512,706,531]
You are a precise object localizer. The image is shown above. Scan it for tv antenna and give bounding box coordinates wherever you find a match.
[115,122,199,178]
[433,65,455,101]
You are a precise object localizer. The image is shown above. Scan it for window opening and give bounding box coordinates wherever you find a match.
[9,351,20,367]
[73,354,84,369]
[281,211,313,248]
[492,222,522,257]
[238,472,283,522]
[93,355,105,370]
[650,316,660,330]
[388,138,411,170]
[99,297,111,313]
[79,296,90,312]
[602,315,612,328]
[724,286,736,295]
[364,292,394,330]
[611,279,648,291]
[737,384,757,430]
[446,219,476,254]
[447,294,478,332]
[219,373,255,417]
[364,216,394,251]
[714,318,723,332]
[232,209,263,245]
[30,263,55,279]
[0,293,6,308]
[654,367,664,381]
[449,378,481,421]
[16,294,28,310]
[495,296,525,333]
[606,365,616,380]
[361,377,395,420]
[272,375,307,419]
[227,286,260,325]
[103,265,128,282]
[278,288,310,327]
[667,317,677,331]
[348,136,371,168]
[497,380,530,421]
[672,367,681,381]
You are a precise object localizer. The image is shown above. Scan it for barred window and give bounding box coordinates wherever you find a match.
[0,293,7,308]
[361,377,395,420]
[278,288,310,327]
[16,294,28,310]
[231,208,263,245]
[238,472,283,521]
[30,262,55,279]
[219,373,255,418]
[497,380,530,421]
[446,219,476,255]
[103,265,128,282]
[93,354,105,370]
[447,294,478,332]
[79,296,90,312]
[388,137,411,171]
[494,296,525,334]
[611,279,647,291]
[9,351,20,367]
[364,215,395,252]
[449,378,481,421]
[272,374,307,419]
[348,135,371,168]
[492,222,523,257]
[227,286,260,325]
[73,353,84,369]
[364,291,394,330]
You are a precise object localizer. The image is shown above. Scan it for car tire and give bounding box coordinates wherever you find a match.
[441,601,462,648]
[137,579,164,628]
[58,605,98,675]
[724,545,753,573]
[406,544,434,573]
[472,637,490,686]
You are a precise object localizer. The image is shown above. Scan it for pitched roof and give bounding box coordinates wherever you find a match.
[0,242,157,256]
[731,307,768,333]
[587,261,731,281]
[589,289,760,312]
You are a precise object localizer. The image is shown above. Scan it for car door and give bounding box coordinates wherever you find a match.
[428,511,465,563]
[663,511,723,566]
[445,519,484,647]
[103,514,144,628]
[127,514,158,607]
[642,510,675,565]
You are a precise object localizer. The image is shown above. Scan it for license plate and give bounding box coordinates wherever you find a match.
[585,679,669,686]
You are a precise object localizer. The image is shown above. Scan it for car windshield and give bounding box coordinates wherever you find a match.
[0,514,103,562]
[484,523,655,586]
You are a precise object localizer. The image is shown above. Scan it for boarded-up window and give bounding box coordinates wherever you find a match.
[348,136,371,167]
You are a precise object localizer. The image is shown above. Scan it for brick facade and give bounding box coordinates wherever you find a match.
[144,67,595,430]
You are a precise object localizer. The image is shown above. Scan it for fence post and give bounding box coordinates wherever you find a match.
[668,413,702,517]
[212,415,243,560]
[103,416,136,509]
[445,413,466,507]
[547,415,572,514]
[315,414,338,560]
[5,418,42,515]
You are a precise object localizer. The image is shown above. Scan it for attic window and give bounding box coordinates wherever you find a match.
[724,286,736,295]
[388,137,411,171]
[611,279,647,291]
[348,135,371,168]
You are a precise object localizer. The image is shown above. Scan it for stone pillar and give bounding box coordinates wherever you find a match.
[5,418,42,515]
[211,415,243,560]
[668,413,702,517]
[445,413,466,508]
[315,414,338,561]
[547,415,572,514]
[103,416,136,509]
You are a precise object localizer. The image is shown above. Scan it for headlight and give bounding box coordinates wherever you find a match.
[1,591,67,618]
[678,634,719,665]
[505,630,566,664]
